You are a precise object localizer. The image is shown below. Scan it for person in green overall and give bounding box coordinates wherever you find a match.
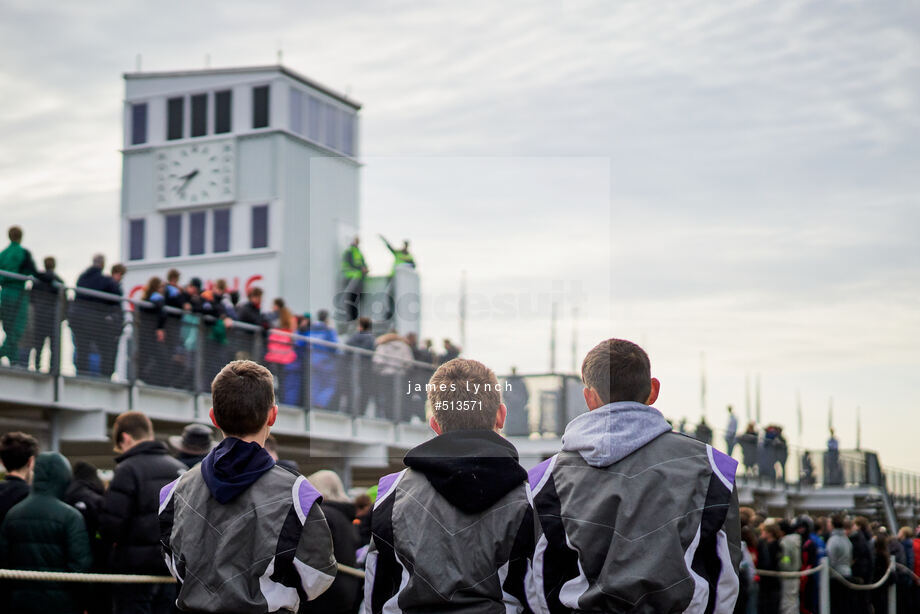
[379,235,415,322]
[0,226,37,366]
[341,236,368,321]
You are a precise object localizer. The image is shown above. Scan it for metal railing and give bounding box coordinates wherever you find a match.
[0,269,436,423]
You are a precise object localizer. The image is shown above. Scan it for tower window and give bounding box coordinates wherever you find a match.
[252,85,270,129]
[129,219,145,261]
[191,94,207,137]
[167,97,184,140]
[213,209,231,253]
[165,214,182,258]
[189,211,206,255]
[215,90,232,134]
[251,205,269,249]
[131,103,147,145]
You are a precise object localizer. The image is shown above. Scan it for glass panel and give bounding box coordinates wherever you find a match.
[165,214,182,257]
[129,219,145,260]
[290,89,303,135]
[251,205,268,249]
[308,95,322,141]
[131,103,147,145]
[189,211,206,255]
[252,85,270,129]
[191,94,207,137]
[167,97,184,140]
[213,209,231,253]
[215,90,232,134]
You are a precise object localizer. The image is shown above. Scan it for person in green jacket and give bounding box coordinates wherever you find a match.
[379,234,416,275]
[340,236,368,321]
[0,452,92,614]
[0,226,37,365]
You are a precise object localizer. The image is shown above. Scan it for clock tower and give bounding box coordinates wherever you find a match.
[119,65,361,314]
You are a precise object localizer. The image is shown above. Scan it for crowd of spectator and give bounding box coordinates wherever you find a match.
[736,507,920,614]
[0,419,374,614]
[0,225,465,423]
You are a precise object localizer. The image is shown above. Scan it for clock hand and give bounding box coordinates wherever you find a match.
[177,169,200,194]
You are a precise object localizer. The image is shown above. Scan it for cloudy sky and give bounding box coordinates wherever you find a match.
[2,0,919,469]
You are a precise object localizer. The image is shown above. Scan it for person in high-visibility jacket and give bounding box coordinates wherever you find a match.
[379,235,415,275]
[340,236,367,321]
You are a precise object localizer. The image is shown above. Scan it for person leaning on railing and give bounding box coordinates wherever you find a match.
[0,225,37,366]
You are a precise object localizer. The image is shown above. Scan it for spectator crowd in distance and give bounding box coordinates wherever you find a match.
[0,224,464,423]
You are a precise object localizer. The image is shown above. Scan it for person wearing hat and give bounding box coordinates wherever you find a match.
[169,423,217,468]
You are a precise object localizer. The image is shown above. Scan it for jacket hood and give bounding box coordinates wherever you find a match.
[324,499,357,522]
[561,401,672,467]
[32,452,72,499]
[200,437,276,504]
[404,429,527,514]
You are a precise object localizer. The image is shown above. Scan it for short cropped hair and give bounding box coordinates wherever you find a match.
[112,411,153,448]
[111,263,126,276]
[211,360,275,436]
[582,338,651,404]
[8,226,23,243]
[358,316,371,331]
[166,268,180,283]
[0,432,39,471]
[428,358,501,432]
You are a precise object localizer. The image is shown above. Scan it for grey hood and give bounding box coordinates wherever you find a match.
[561,401,672,467]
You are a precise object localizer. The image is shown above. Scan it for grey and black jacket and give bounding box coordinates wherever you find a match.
[528,402,741,613]
[159,437,336,613]
[365,429,535,613]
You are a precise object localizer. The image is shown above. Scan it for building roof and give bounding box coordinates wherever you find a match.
[123,64,361,110]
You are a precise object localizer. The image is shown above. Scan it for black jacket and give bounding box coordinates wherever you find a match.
[0,453,92,614]
[300,500,361,614]
[72,266,120,306]
[850,528,874,582]
[99,440,186,573]
[0,475,30,527]
[236,301,267,327]
[31,270,63,314]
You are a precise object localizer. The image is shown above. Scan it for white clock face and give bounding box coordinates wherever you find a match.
[155,141,235,206]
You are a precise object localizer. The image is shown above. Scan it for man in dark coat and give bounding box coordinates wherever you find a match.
[0,452,92,614]
[330,316,376,416]
[100,411,186,614]
[27,256,63,371]
[68,254,123,377]
[0,431,38,525]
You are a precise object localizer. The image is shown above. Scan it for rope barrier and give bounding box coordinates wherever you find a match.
[827,562,894,591]
[0,569,175,584]
[0,562,366,583]
[895,562,920,585]
[753,565,824,578]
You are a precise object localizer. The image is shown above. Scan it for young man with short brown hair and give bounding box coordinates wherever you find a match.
[528,338,741,613]
[0,431,39,525]
[365,358,534,612]
[159,360,336,613]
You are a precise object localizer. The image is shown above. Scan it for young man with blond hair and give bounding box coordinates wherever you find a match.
[365,358,535,613]
[528,338,741,613]
[159,360,336,613]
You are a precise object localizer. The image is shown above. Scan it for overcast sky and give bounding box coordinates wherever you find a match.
[2,0,919,469]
